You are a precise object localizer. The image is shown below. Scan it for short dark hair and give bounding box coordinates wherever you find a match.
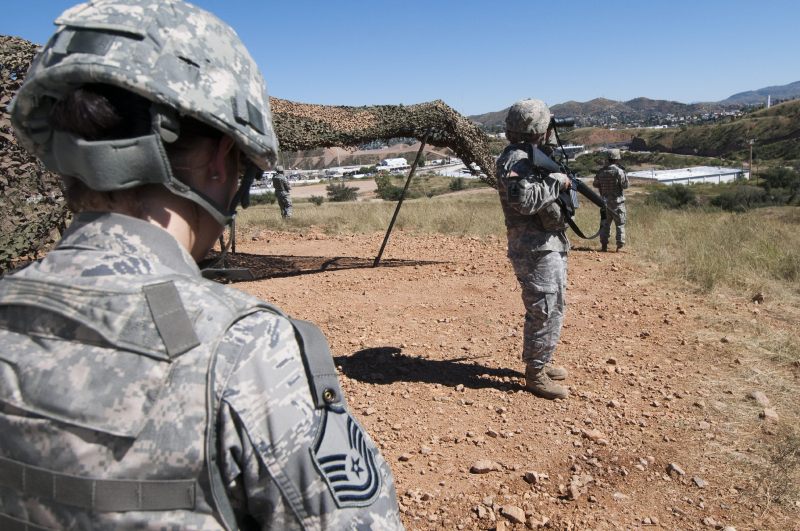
[50,83,222,143]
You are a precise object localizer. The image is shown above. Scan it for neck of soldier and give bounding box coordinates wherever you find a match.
[135,186,223,262]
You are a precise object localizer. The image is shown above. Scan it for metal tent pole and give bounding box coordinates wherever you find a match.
[373,130,430,267]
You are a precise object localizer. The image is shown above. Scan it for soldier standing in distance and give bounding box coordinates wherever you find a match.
[593,149,629,251]
[0,1,403,529]
[272,164,293,218]
[496,99,572,400]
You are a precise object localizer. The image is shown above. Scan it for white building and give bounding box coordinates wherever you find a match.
[376,157,410,172]
[627,166,749,186]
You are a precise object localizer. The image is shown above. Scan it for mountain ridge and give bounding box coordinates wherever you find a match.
[469,80,800,129]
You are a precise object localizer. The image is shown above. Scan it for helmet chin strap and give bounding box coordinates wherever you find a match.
[45,102,256,228]
[151,106,256,227]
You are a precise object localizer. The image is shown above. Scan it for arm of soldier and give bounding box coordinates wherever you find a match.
[506,158,565,216]
[618,167,629,189]
[214,311,404,530]
[213,312,312,528]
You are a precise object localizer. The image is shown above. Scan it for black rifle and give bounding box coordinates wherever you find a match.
[524,118,616,240]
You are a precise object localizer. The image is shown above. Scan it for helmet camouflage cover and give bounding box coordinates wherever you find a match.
[505,98,552,136]
[10,0,278,225]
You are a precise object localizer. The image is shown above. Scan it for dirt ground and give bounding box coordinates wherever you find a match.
[222,226,799,530]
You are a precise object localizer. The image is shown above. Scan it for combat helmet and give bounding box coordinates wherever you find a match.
[607,149,621,161]
[9,0,279,226]
[505,98,552,137]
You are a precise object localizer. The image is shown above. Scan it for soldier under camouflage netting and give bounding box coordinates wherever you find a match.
[0,1,403,529]
[496,99,572,400]
[593,149,629,252]
[272,165,293,218]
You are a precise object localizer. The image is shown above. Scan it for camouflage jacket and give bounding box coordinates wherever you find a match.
[592,163,628,203]
[496,143,570,256]
[0,212,402,530]
[272,174,291,193]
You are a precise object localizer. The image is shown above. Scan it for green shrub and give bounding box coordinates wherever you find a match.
[761,167,799,189]
[710,185,773,212]
[326,182,359,202]
[760,167,800,204]
[449,177,466,191]
[249,191,276,205]
[374,174,406,201]
[645,185,697,209]
[309,195,325,206]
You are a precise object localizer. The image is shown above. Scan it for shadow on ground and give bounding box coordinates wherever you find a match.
[201,252,443,282]
[335,347,526,393]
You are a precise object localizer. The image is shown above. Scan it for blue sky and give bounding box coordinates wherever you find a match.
[3,1,799,115]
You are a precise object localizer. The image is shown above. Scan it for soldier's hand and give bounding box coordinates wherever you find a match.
[552,172,571,191]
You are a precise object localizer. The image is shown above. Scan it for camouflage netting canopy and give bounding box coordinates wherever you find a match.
[270,98,496,187]
[0,35,67,273]
[0,35,495,272]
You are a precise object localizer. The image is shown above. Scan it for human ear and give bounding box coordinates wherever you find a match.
[212,136,237,184]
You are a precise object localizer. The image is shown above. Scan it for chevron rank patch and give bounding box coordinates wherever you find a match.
[312,408,381,508]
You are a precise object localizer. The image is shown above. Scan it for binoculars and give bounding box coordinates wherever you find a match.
[551,117,576,128]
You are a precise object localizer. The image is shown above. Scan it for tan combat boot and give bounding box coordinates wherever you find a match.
[544,362,568,381]
[525,366,569,400]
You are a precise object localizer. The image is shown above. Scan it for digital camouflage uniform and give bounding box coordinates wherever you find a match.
[1,0,402,528]
[496,144,570,371]
[272,173,293,218]
[592,157,628,249]
[0,212,403,530]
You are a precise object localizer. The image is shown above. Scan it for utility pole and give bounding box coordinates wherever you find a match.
[748,139,755,183]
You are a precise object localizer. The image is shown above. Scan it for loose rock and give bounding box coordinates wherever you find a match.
[760,408,779,422]
[667,463,686,476]
[748,390,770,407]
[581,428,609,445]
[613,492,630,502]
[500,505,525,524]
[470,460,501,474]
[523,471,540,484]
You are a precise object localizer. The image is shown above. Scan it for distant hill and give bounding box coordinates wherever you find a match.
[468,108,509,131]
[469,80,800,129]
[469,97,727,129]
[720,80,800,105]
[563,99,800,162]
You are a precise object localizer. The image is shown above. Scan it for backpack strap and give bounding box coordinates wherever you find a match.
[291,319,344,408]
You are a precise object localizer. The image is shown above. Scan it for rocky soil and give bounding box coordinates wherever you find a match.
[222,225,799,530]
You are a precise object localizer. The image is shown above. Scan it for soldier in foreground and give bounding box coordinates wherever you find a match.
[0,1,403,529]
[593,149,629,251]
[496,99,572,400]
[272,165,293,218]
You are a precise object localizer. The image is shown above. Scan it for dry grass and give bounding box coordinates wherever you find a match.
[240,187,800,301]
[237,189,507,237]
[628,203,800,296]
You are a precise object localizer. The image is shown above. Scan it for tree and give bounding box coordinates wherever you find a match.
[326,182,359,202]
[374,175,403,201]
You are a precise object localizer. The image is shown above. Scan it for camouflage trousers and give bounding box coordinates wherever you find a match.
[599,201,626,247]
[277,192,293,218]
[510,250,567,370]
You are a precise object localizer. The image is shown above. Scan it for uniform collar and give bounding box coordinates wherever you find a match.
[55,212,201,277]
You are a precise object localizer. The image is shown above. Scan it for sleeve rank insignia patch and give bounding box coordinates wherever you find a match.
[311,407,382,508]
